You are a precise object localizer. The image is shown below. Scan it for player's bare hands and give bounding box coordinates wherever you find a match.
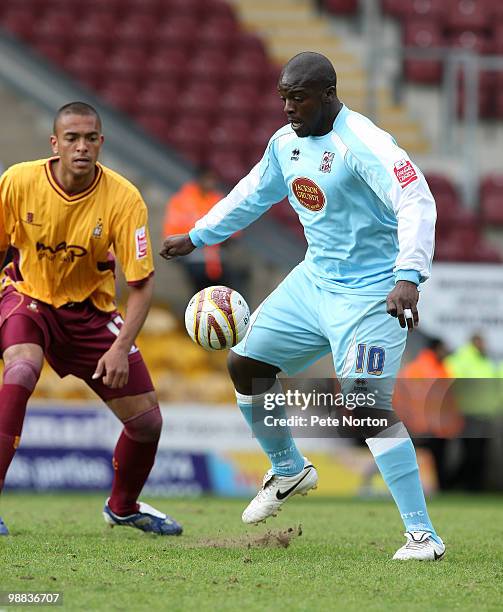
[92,346,129,388]
[160,234,196,260]
[386,280,419,331]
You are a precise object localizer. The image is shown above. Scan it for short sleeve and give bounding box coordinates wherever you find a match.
[0,171,11,250]
[111,195,154,284]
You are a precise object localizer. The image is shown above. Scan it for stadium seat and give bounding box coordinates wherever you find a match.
[33,42,67,67]
[197,18,240,53]
[178,83,221,118]
[164,0,206,19]
[104,48,148,83]
[404,0,447,20]
[207,151,249,185]
[64,47,109,90]
[78,14,118,48]
[153,17,200,51]
[147,49,189,86]
[115,15,159,48]
[449,30,492,55]
[167,118,211,165]
[99,81,140,116]
[235,32,267,57]
[0,10,36,41]
[123,0,163,17]
[403,21,443,83]
[323,0,359,15]
[480,174,503,225]
[135,114,171,143]
[208,118,250,152]
[229,52,270,84]
[220,85,260,119]
[205,0,237,22]
[136,84,179,116]
[34,11,76,44]
[445,0,490,32]
[189,51,229,85]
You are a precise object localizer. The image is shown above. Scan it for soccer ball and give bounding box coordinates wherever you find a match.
[184,285,250,351]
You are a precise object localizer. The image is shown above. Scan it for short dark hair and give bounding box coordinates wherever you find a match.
[53,101,102,133]
[281,52,337,90]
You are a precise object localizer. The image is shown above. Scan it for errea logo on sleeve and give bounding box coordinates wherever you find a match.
[394,159,418,188]
[135,226,148,259]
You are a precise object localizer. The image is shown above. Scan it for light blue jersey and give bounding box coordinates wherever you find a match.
[190,105,436,295]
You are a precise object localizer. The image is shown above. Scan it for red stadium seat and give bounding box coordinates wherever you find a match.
[323,0,359,15]
[404,0,447,20]
[219,85,260,119]
[99,80,140,116]
[445,0,490,32]
[167,118,211,165]
[135,115,171,143]
[178,83,221,118]
[136,82,179,115]
[64,46,109,90]
[189,51,229,85]
[115,15,158,47]
[208,119,250,152]
[78,14,118,48]
[449,30,492,54]
[0,10,36,41]
[381,0,406,18]
[124,0,163,17]
[163,0,206,19]
[153,17,200,52]
[147,49,189,86]
[0,0,47,17]
[480,175,503,225]
[205,0,237,22]
[207,151,249,185]
[197,18,240,53]
[34,11,76,44]
[235,32,267,57]
[403,20,443,83]
[104,48,148,83]
[228,52,270,84]
[33,41,67,67]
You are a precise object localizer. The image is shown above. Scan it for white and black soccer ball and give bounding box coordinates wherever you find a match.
[184,285,250,351]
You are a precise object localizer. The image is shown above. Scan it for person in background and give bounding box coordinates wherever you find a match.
[163,168,231,293]
[444,334,499,491]
[396,337,463,490]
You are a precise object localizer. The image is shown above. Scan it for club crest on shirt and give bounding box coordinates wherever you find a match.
[26,212,34,223]
[319,151,335,173]
[292,177,326,212]
[394,159,418,188]
[92,218,103,239]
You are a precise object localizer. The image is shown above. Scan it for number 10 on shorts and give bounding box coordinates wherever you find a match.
[355,344,385,376]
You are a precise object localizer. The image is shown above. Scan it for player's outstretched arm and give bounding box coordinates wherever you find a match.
[159,233,196,261]
[93,275,154,388]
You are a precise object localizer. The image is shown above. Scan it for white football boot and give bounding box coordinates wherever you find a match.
[242,457,318,525]
[393,531,446,561]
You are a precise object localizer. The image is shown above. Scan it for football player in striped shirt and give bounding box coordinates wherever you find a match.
[162,52,445,560]
[0,102,181,536]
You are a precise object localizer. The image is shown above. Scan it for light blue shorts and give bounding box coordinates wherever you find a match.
[232,263,407,408]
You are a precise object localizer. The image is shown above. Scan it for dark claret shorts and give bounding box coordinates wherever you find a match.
[0,286,154,401]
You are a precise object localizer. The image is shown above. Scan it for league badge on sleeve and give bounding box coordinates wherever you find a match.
[394,159,418,188]
[135,226,148,259]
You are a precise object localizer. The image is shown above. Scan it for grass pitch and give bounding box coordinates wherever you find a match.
[1,494,502,611]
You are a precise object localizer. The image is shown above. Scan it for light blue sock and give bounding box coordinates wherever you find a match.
[235,379,305,476]
[366,422,441,543]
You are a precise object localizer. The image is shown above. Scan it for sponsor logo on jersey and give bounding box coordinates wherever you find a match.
[319,151,335,173]
[135,226,148,259]
[292,177,326,212]
[92,218,103,238]
[394,159,418,188]
[36,241,87,263]
[291,148,300,161]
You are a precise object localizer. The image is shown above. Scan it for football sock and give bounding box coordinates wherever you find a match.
[235,379,305,476]
[109,405,162,516]
[0,360,40,491]
[366,422,440,542]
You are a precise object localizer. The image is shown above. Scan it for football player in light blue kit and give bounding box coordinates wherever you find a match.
[162,52,444,560]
